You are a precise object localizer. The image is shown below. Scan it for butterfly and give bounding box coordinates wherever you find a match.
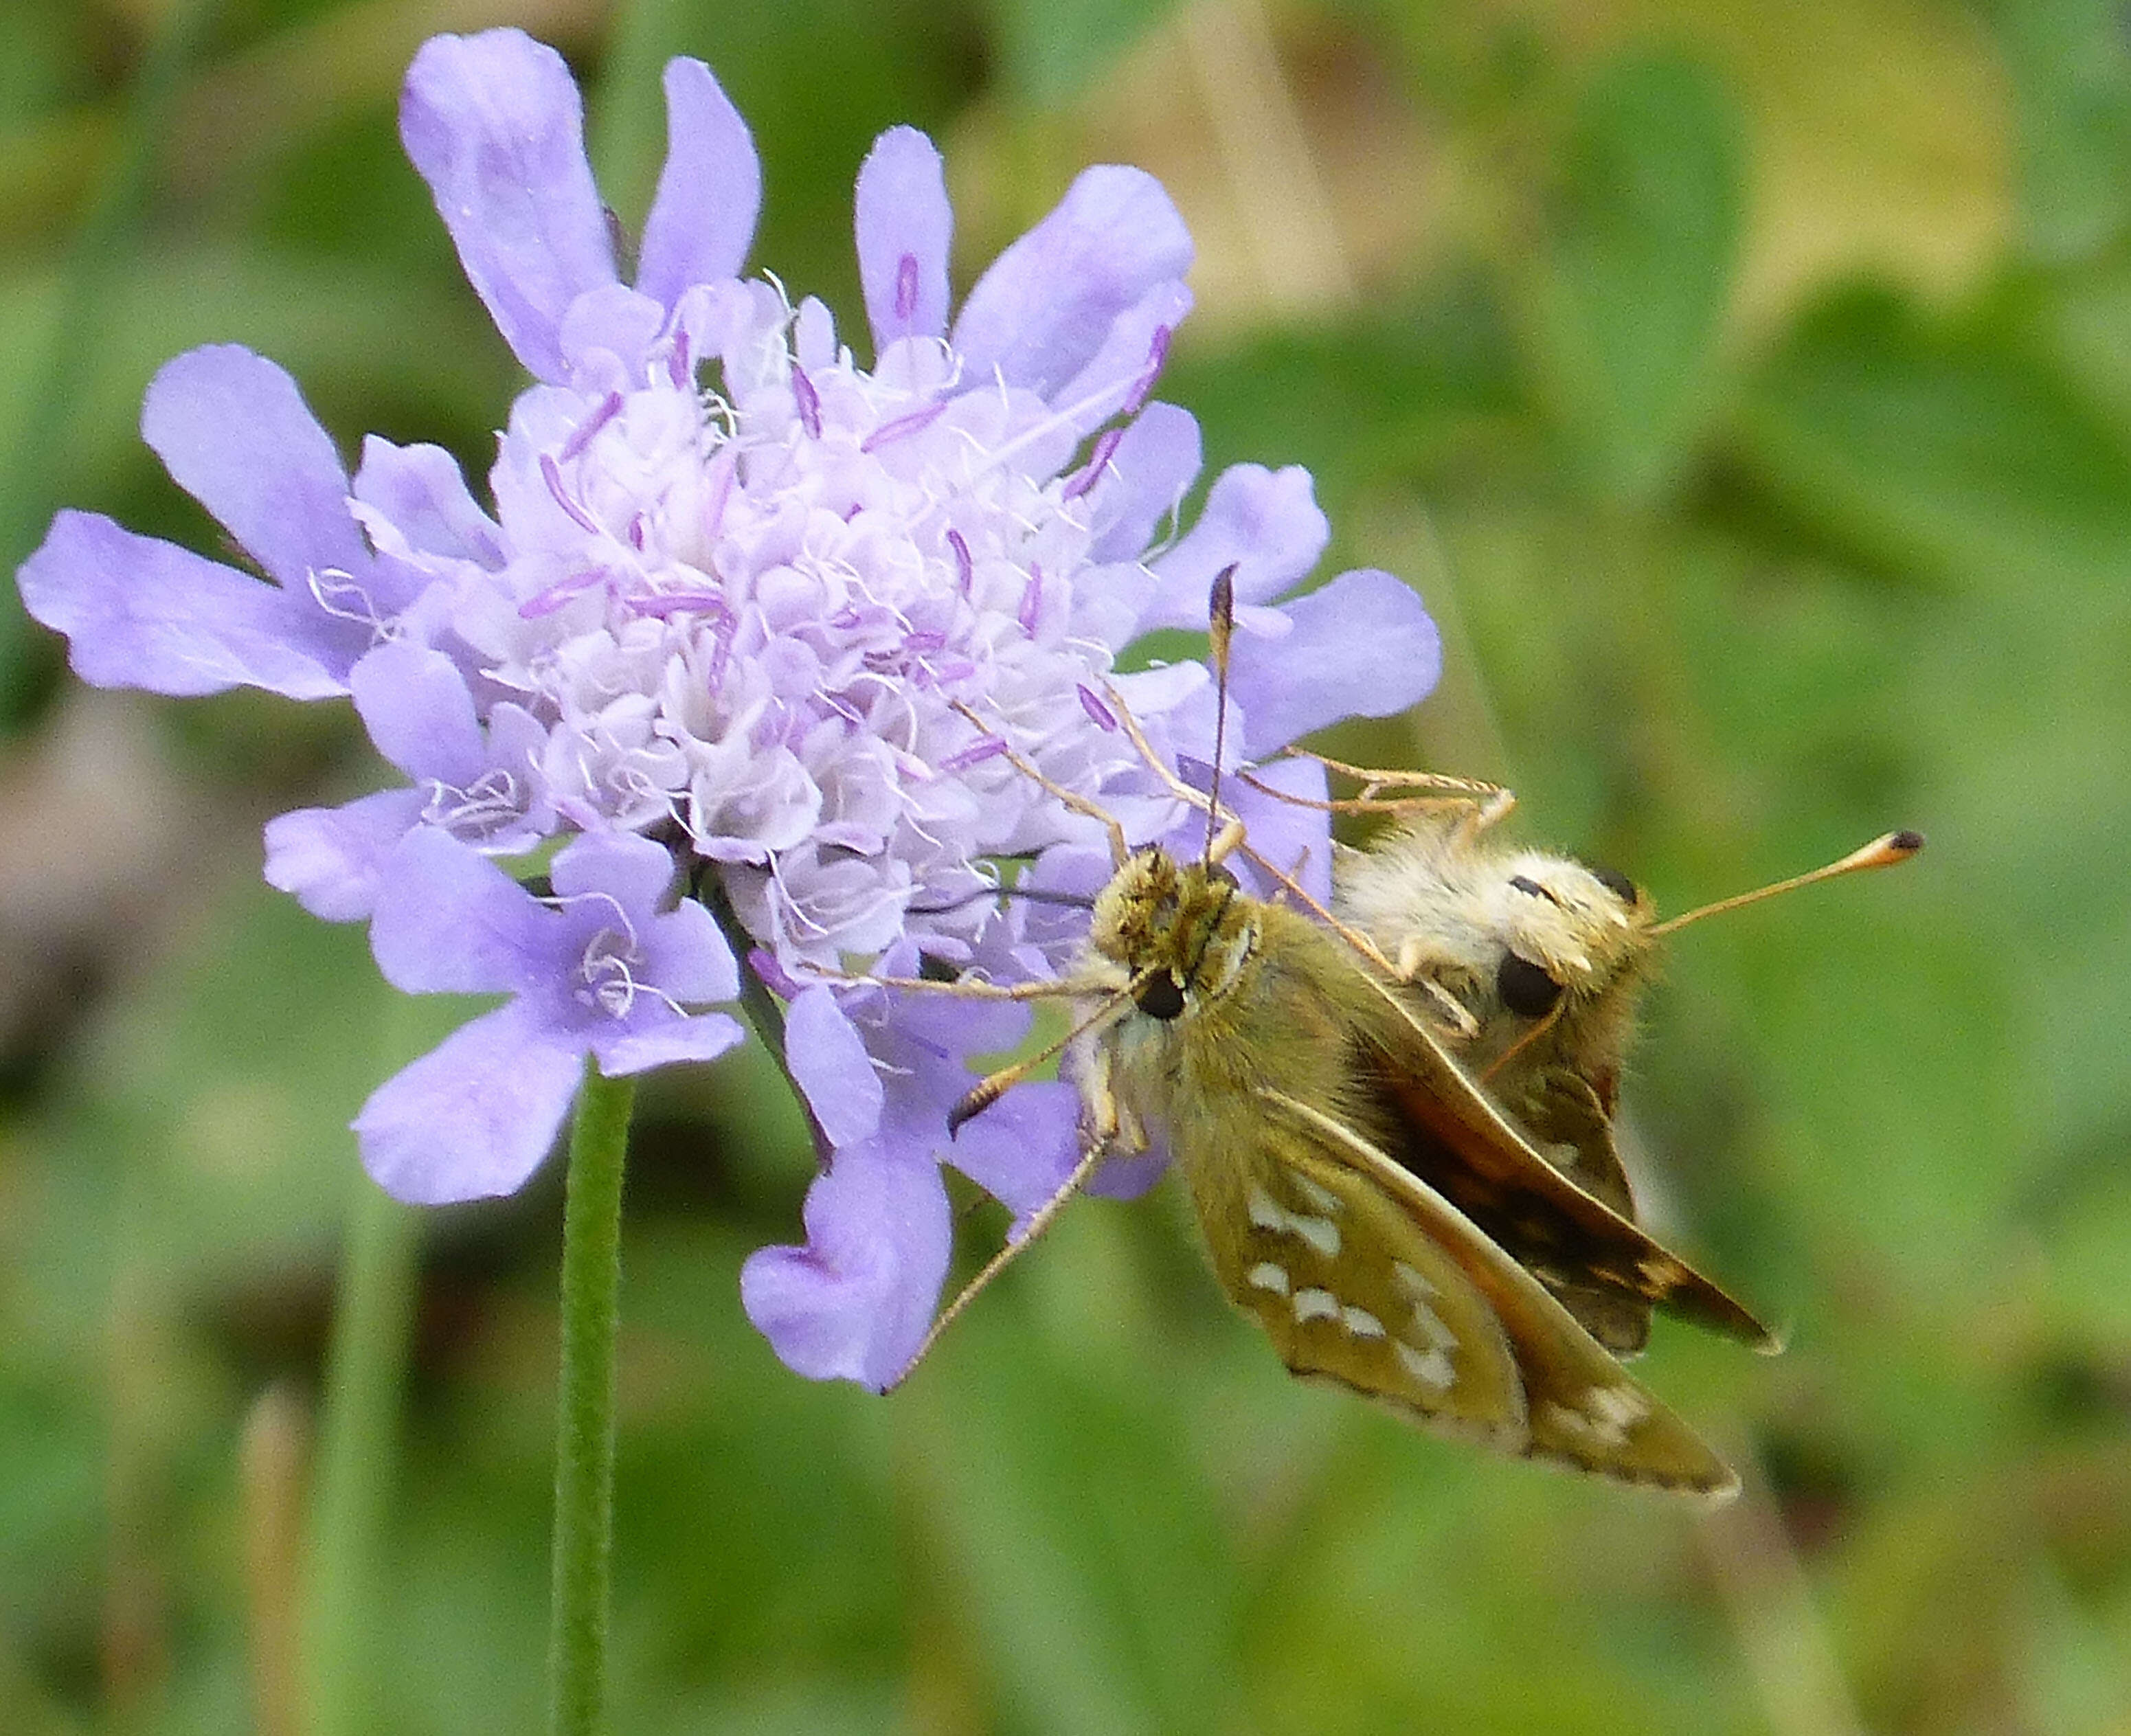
[874,572,1918,1499]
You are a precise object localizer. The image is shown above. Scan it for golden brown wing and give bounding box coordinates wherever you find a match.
[1344,969,1774,1353]
[1251,1088,1738,1500]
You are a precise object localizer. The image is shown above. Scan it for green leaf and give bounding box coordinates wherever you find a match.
[1735,284,2131,596]
[1982,0,2131,260]
[985,0,1181,108]
[1526,52,1743,505]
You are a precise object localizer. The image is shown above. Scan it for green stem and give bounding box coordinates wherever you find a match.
[303,1175,419,1736]
[549,1063,636,1736]
[707,891,833,1164]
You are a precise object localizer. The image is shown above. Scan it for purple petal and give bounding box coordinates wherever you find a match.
[141,346,371,592]
[369,828,553,996]
[943,1080,1081,1224]
[1228,568,1442,758]
[636,58,760,310]
[17,511,348,699]
[785,987,885,1149]
[1088,1145,1169,1201]
[353,436,503,567]
[1158,752,1333,908]
[549,829,681,916]
[556,284,669,386]
[640,899,742,1005]
[854,126,951,352]
[401,30,617,383]
[1087,401,1202,563]
[350,641,484,782]
[263,787,425,921]
[1142,464,1329,629]
[951,166,1193,397]
[739,1140,951,1388]
[591,1011,744,1076]
[1048,278,1191,433]
[356,1003,586,1202]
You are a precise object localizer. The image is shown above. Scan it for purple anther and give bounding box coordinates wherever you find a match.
[1122,325,1172,418]
[903,629,947,655]
[668,338,693,390]
[946,528,974,594]
[894,252,920,324]
[1017,563,1044,634]
[1075,682,1118,732]
[519,569,601,618]
[540,453,606,537]
[791,365,822,438]
[748,947,804,999]
[559,392,623,462]
[859,399,947,453]
[624,590,728,620]
[1063,426,1124,501]
[938,736,1010,774]
[627,512,648,551]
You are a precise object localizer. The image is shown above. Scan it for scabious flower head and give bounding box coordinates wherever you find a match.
[15,28,1443,1388]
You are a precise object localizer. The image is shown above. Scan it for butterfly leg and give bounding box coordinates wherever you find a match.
[949,698,1130,868]
[885,1135,1110,1392]
[1263,751,1519,831]
[798,968,1118,1002]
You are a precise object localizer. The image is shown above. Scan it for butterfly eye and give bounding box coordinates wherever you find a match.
[1587,864,1638,905]
[1508,874,1559,905]
[1136,971,1187,1021]
[1496,951,1563,1018]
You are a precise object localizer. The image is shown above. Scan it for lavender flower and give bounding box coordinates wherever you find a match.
[14,29,1443,1388]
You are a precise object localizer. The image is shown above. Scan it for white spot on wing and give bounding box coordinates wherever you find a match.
[1292,1287,1340,1324]
[1395,1340,1455,1391]
[1542,1385,1650,1448]
[1246,1262,1290,1296]
[1246,1182,1342,1257]
[1291,1174,1343,1217]
[1393,1261,1440,1300]
[1342,1307,1386,1340]
[1409,1298,1458,1353]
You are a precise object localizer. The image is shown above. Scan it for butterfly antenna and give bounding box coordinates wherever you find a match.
[886,1138,1108,1391]
[945,967,1160,1134]
[1650,830,1924,938]
[1202,564,1238,870]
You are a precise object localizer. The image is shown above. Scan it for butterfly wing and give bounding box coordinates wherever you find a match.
[1494,1066,1653,1355]
[1247,1088,1738,1499]
[1346,969,1775,1353]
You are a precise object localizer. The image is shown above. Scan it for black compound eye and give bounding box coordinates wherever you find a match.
[1587,863,1638,905]
[1496,951,1563,1018]
[1136,971,1187,1021]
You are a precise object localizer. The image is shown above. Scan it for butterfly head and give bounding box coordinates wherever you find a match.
[1089,847,1255,1022]
[1482,850,1654,1022]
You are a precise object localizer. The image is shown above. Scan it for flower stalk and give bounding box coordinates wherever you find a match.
[304,1176,419,1736]
[548,1062,636,1736]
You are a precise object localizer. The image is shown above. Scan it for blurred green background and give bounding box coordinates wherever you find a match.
[3,0,2128,1731]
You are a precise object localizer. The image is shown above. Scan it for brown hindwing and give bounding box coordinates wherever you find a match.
[1345,970,1774,1353]
[1247,1089,1737,1498]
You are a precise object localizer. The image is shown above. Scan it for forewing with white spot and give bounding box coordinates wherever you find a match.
[1206,1127,1528,1449]
[1252,1088,1739,1499]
